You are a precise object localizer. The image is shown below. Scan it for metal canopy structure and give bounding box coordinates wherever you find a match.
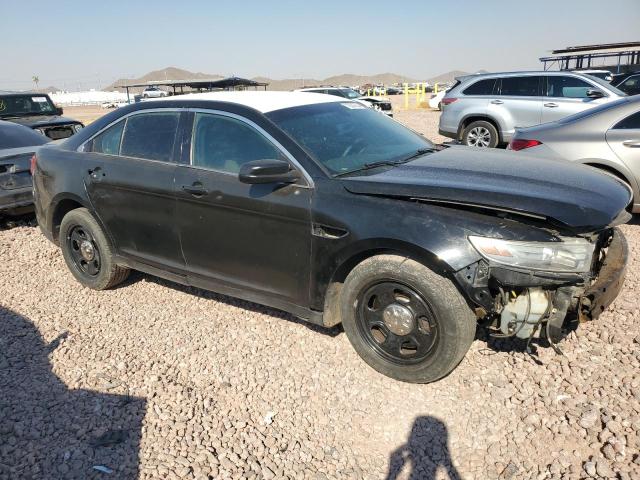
[116,76,269,103]
[540,42,640,73]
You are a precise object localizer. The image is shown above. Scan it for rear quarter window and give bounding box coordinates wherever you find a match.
[462,78,496,95]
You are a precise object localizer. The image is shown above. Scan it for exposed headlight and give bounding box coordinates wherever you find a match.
[73,124,84,133]
[468,236,595,273]
[35,128,46,135]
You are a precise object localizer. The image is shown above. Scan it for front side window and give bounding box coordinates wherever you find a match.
[463,78,496,95]
[120,111,180,162]
[546,76,594,98]
[90,121,125,155]
[613,111,640,130]
[499,76,541,97]
[191,113,283,174]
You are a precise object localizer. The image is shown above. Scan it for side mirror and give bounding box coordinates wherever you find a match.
[238,159,300,185]
[586,89,604,99]
[55,106,64,115]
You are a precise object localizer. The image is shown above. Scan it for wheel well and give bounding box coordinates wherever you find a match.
[322,248,448,328]
[584,163,633,194]
[458,116,501,142]
[52,199,83,242]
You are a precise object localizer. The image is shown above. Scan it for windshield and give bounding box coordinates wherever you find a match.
[267,102,434,176]
[0,95,57,117]
[587,75,626,96]
[338,88,362,99]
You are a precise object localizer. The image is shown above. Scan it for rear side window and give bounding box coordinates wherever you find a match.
[90,121,124,155]
[191,113,283,174]
[463,78,496,95]
[499,76,541,96]
[613,111,640,129]
[120,112,180,161]
[546,76,594,98]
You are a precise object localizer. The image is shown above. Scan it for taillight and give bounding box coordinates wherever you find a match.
[30,154,37,175]
[442,97,458,105]
[508,139,542,151]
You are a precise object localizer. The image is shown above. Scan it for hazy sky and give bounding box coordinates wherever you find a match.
[2,0,639,90]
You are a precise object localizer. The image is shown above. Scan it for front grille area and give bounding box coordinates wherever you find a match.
[379,103,392,111]
[43,126,75,140]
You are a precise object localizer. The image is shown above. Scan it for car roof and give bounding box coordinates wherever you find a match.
[155,91,346,113]
[457,70,600,82]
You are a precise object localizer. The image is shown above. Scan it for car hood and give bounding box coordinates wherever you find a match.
[341,146,632,232]
[3,115,82,128]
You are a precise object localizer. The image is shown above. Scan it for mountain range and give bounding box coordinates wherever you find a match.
[105,67,473,92]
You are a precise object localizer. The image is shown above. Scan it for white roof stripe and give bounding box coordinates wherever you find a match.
[151,91,345,113]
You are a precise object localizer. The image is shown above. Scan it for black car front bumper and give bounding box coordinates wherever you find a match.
[579,228,628,321]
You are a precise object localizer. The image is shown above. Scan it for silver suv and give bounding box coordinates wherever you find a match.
[439,71,627,148]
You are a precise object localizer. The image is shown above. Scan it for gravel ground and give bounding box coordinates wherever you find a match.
[1,111,640,480]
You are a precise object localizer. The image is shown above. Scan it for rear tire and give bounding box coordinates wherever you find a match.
[340,255,476,383]
[59,208,129,290]
[462,120,499,148]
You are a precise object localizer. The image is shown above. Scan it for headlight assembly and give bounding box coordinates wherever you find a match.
[468,236,595,273]
[73,124,84,133]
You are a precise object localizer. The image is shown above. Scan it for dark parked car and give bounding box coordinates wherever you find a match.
[0,120,50,215]
[613,72,640,96]
[33,91,631,383]
[0,92,83,140]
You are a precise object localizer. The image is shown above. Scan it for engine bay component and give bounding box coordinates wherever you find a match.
[499,288,550,339]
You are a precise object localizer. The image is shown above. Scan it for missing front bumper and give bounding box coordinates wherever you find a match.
[579,228,628,322]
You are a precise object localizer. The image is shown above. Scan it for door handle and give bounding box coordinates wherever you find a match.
[544,102,559,108]
[181,182,208,197]
[490,100,503,105]
[622,140,640,148]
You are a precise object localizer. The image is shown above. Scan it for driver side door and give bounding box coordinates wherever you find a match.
[175,111,313,307]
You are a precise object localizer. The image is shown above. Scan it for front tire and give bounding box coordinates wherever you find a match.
[462,120,499,148]
[340,255,476,383]
[60,208,129,290]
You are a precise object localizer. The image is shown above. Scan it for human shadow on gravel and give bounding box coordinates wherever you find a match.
[138,273,343,337]
[386,416,460,480]
[0,306,146,479]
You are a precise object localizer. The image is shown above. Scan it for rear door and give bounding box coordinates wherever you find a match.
[488,76,543,139]
[83,109,185,271]
[542,75,608,123]
[606,110,640,191]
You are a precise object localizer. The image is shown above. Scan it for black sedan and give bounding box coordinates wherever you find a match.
[0,120,50,215]
[32,92,631,383]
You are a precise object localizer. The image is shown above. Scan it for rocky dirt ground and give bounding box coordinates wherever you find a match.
[1,108,639,480]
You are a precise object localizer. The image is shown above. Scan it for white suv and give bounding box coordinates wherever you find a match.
[439,71,627,147]
[142,86,169,99]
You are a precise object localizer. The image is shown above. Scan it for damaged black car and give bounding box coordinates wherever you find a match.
[31,92,631,383]
[0,120,50,215]
[0,92,83,140]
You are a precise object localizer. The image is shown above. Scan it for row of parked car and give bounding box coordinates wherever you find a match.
[438,70,640,213]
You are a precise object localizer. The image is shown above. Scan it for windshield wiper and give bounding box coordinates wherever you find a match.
[334,147,436,177]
